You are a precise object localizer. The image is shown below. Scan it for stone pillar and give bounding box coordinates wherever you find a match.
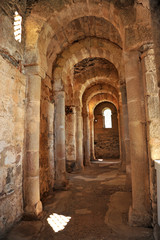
[76,106,84,170]
[54,91,67,189]
[24,75,42,216]
[83,112,91,166]
[124,50,151,227]
[65,106,76,171]
[90,114,95,161]
[48,102,55,187]
[155,160,160,225]
[120,83,131,183]
[140,44,160,226]
[118,104,126,170]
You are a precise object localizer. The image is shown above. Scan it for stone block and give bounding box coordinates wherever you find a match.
[145,72,158,94]
[147,96,160,119]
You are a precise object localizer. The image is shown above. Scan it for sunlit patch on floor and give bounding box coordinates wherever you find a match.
[47,213,71,232]
[98,159,103,162]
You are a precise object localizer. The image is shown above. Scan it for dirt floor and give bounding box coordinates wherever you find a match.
[3,160,154,240]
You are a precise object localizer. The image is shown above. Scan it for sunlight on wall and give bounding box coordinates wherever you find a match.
[14,11,22,42]
[47,213,71,232]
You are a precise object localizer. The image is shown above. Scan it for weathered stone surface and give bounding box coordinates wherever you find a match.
[40,78,54,196]
[0,55,26,234]
[65,106,76,164]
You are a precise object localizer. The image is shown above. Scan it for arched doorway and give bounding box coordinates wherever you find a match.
[94,102,120,159]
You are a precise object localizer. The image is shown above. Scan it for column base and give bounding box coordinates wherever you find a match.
[84,160,91,166]
[75,163,84,171]
[154,224,160,240]
[128,206,152,227]
[74,160,84,172]
[125,174,132,190]
[53,177,69,191]
[24,201,43,219]
[66,160,76,173]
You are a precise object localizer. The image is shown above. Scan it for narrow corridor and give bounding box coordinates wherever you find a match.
[5,161,153,240]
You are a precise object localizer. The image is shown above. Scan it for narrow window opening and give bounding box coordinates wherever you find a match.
[14,11,22,43]
[103,108,112,128]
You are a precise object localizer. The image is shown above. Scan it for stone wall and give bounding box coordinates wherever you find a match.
[94,136,119,159]
[149,0,160,87]
[0,55,26,234]
[40,76,54,197]
[94,102,119,159]
[140,45,160,234]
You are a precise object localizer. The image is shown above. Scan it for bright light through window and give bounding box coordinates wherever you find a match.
[14,11,22,42]
[103,108,112,128]
[47,213,71,233]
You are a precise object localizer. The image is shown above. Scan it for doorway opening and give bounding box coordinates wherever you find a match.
[94,102,120,159]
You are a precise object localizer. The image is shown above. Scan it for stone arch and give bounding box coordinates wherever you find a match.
[24,0,124,68]
[24,0,152,76]
[88,93,119,115]
[46,16,122,67]
[52,37,123,93]
[82,83,119,109]
[83,92,119,164]
[73,57,119,102]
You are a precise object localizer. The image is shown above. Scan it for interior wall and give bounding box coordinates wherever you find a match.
[94,102,119,159]
[0,55,26,233]
[0,2,27,234]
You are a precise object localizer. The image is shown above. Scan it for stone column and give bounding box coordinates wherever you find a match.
[76,106,84,170]
[83,112,91,166]
[90,114,95,161]
[124,50,151,227]
[54,91,67,189]
[140,44,160,226]
[48,102,55,187]
[118,104,126,170]
[65,106,76,171]
[120,83,131,183]
[24,75,42,216]
[155,160,160,225]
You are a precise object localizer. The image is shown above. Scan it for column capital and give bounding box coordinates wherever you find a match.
[65,105,76,115]
[139,43,155,59]
[54,89,65,93]
[89,113,94,120]
[82,111,89,118]
[139,43,154,52]
[75,105,82,113]
[24,64,46,79]
[53,78,64,92]
[120,81,126,88]
[54,90,65,101]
